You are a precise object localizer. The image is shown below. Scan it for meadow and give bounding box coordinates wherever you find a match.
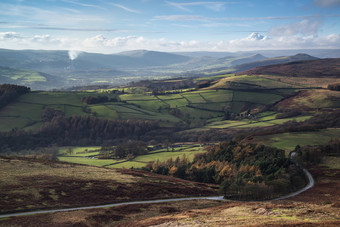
[255,128,340,152]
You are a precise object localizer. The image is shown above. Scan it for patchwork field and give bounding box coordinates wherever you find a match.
[0,76,300,132]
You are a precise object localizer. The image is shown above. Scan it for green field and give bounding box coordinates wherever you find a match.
[210,75,299,90]
[202,114,312,130]
[256,128,340,152]
[58,145,206,169]
[0,72,330,133]
[0,67,47,84]
[59,146,100,155]
[58,156,120,166]
[194,74,234,82]
[233,90,283,104]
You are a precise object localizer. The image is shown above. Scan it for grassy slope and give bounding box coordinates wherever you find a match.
[0,67,47,84]
[255,128,340,152]
[276,89,340,111]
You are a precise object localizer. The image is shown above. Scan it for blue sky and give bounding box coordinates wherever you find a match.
[0,0,340,53]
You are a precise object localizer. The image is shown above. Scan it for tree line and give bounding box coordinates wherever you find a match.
[99,140,148,159]
[0,115,159,151]
[0,84,30,109]
[144,137,306,200]
[81,95,119,104]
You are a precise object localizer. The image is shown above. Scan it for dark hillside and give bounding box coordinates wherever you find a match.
[239,58,340,78]
[233,54,318,73]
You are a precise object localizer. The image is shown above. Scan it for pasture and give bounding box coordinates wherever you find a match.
[256,128,340,152]
[202,113,312,130]
[209,74,298,90]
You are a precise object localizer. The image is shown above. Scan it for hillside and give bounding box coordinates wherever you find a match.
[0,66,62,90]
[0,49,192,71]
[240,58,340,77]
[0,156,217,213]
[233,54,318,73]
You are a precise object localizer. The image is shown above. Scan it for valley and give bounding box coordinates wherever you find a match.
[0,52,339,226]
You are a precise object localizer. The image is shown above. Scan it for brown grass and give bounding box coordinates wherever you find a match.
[1,156,339,226]
[275,89,340,111]
[0,156,217,213]
[258,75,340,88]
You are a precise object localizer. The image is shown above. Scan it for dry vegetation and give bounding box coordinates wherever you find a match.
[0,156,217,213]
[241,58,340,78]
[276,89,340,111]
[258,75,340,88]
[1,155,339,226]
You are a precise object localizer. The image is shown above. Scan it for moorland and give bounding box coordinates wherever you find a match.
[0,50,339,226]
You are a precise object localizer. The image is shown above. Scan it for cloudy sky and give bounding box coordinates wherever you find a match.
[0,0,340,53]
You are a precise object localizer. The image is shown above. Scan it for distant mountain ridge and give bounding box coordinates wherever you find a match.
[233,54,318,72]
[0,48,338,90]
[176,49,340,58]
[0,49,192,71]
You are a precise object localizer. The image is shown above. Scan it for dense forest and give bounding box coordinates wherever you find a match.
[0,116,159,151]
[144,138,307,200]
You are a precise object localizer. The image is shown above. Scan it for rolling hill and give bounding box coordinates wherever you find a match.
[240,57,340,77]
[233,53,319,73]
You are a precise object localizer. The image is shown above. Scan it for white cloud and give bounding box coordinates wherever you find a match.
[31,35,52,43]
[1,32,340,53]
[0,32,22,40]
[166,1,232,12]
[62,0,105,10]
[246,32,268,41]
[0,2,107,29]
[154,14,335,23]
[269,19,322,36]
[110,3,141,14]
[154,15,208,22]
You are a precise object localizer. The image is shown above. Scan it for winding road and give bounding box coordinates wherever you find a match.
[0,152,314,219]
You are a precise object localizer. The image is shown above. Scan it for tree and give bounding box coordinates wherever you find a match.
[219,179,231,196]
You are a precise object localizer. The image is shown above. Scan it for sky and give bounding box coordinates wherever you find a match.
[0,0,340,54]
